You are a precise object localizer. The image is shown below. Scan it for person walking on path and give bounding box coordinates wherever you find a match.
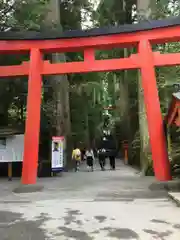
[97,148,106,171]
[72,146,81,172]
[101,133,117,170]
[85,147,95,172]
[81,147,86,162]
[109,155,116,170]
[108,135,117,170]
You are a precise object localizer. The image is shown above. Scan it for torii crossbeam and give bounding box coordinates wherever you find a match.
[1,17,180,184]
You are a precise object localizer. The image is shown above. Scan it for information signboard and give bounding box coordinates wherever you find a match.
[51,136,64,172]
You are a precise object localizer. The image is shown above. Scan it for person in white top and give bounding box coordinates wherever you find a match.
[85,147,95,172]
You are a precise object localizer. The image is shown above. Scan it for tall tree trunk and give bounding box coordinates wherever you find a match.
[119,0,132,163]
[46,0,72,169]
[137,0,153,174]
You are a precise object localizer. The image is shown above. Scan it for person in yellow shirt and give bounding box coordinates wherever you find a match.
[72,145,81,172]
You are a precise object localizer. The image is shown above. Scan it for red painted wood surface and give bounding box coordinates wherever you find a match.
[138,40,171,181]
[1,52,180,77]
[21,48,42,185]
[167,104,178,126]
[0,25,180,53]
[123,144,128,149]
[165,96,180,127]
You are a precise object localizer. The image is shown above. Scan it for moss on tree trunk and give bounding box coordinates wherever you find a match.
[137,0,153,175]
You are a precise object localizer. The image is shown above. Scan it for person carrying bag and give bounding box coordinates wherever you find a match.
[85,147,95,172]
[72,146,81,172]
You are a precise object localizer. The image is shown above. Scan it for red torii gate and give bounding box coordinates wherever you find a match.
[1,17,180,185]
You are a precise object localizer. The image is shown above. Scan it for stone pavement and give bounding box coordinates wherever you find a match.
[0,160,179,239]
[168,192,180,206]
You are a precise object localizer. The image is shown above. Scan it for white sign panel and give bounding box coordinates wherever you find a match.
[51,136,64,171]
[0,135,24,163]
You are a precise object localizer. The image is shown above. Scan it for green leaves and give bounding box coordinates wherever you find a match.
[0,0,50,31]
[13,0,50,30]
[0,0,50,127]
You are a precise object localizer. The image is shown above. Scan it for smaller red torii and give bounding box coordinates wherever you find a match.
[165,92,180,127]
[1,17,180,185]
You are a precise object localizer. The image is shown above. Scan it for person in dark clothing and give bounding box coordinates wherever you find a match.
[98,132,117,170]
[108,137,117,170]
[109,155,116,170]
[98,149,106,171]
[102,134,117,170]
[81,148,86,162]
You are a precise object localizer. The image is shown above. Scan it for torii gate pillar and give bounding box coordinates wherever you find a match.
[21,48,42,185]
[139,40,171,181]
